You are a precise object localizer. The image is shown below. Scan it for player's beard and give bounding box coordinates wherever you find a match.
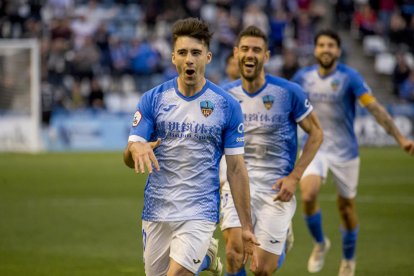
[240,57,263,82]
[317,54,337,70]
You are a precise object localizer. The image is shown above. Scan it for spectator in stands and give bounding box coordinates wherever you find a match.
[219,52,240,86]
[334,0,354,30]
[352,3,378,39]
[129,38,162,92]
[280,48,300,80]
[214,6,238,62]
[399,70,414,102]
[269,9,288,55]
[242,3,269,36]
[108,35,129,90]
[392,51,411,96]
[388,12,410,49]
[70,36,100,107]
[293,11,316,60]
[376,0,396,35]
[88,77,105,109]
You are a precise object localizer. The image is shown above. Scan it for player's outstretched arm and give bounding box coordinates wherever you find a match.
[123,138,161,173]
[226,154,260,263]
[274,111,323,202]
[365,101,414,155]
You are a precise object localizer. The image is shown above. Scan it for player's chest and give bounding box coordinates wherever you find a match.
[304,76,348,103]
[235,93,290,129]
[155,98,224,137]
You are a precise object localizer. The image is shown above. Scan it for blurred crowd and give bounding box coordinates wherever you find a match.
[1,0,414,125]
[336,0,414,102]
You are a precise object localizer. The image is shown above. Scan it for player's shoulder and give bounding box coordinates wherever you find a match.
[221,79,242,91]
[295,64,318,77]
[336,63,362,77]
[266,74,305,93]
[208,79,241,106]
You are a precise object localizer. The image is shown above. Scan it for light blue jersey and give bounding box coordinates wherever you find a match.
[223,74,312,193]
[292,63,372,161]
[128,77,244,223]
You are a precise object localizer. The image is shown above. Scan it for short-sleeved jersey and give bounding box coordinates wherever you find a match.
[223,74,313,193]
[128,77,245,223]
[292,63,372,161]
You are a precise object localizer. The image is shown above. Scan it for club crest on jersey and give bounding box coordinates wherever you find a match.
[331,79,340,91]
[132,111,142,127]
[262,95,274,110]
[200,100,214,117]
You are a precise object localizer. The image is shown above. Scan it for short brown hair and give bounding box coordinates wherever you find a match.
[236,25,268,48]
[172,17,213,49]
[314,29,341,48]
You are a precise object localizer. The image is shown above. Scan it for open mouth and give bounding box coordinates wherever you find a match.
[185,69,195,76]
[243,60,256,70]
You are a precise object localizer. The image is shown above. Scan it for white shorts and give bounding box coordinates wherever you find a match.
[302,151,360,199]
[220,182,296,255]
[142,220,216,275]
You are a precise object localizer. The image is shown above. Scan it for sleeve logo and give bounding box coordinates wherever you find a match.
[132,111,142,127]
[237,123,244,133]
[304,99,311,108]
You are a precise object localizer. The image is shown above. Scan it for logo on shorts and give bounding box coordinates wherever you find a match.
[270,239,280,244]
[193,259,201,264]
[200,100,214,117]
[262,95,274,110]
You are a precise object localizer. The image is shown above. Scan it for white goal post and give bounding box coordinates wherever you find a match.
[0,39,42,152]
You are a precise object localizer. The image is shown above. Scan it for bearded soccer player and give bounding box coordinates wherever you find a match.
[292,29,414,276]
[220,25,323,276]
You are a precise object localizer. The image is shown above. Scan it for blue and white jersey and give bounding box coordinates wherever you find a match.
[223,74,312,193]
[292,63,372,161]
[128,77,244,223]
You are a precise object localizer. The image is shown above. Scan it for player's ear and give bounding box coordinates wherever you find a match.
[233,46,239,58]
[265,49,270,62]
[171,52,176,65]
[206,51,212,64]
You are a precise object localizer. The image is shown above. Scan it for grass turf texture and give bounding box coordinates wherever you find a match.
[0,147,413,275]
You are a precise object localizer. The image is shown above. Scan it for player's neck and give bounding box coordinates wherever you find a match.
[318,63,337,77]
[176,77,206,97]
[242,73,266,94]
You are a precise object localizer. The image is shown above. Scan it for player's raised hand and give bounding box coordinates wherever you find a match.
[242,229,260,265]
[129,138,161,174]
[273,175,298,202]
[400,137,414,156]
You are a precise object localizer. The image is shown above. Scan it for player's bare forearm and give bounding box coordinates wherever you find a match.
[366,102,405,145]
[226,154,253,231]
[123,142,135,169]
[294,112,324,180]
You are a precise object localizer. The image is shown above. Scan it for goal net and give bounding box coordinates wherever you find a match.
[0,39,41,152]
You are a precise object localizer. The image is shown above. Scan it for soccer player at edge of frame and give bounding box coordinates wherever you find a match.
[291,29,414,276]
[219,25,323,275]
[123,17,259,276]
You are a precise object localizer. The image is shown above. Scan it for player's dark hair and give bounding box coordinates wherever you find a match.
[172,17,213,49]
[314,29,341,48]
[236,25,268,48]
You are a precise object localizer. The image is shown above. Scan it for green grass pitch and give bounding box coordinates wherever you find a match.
[0,147,413,275]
